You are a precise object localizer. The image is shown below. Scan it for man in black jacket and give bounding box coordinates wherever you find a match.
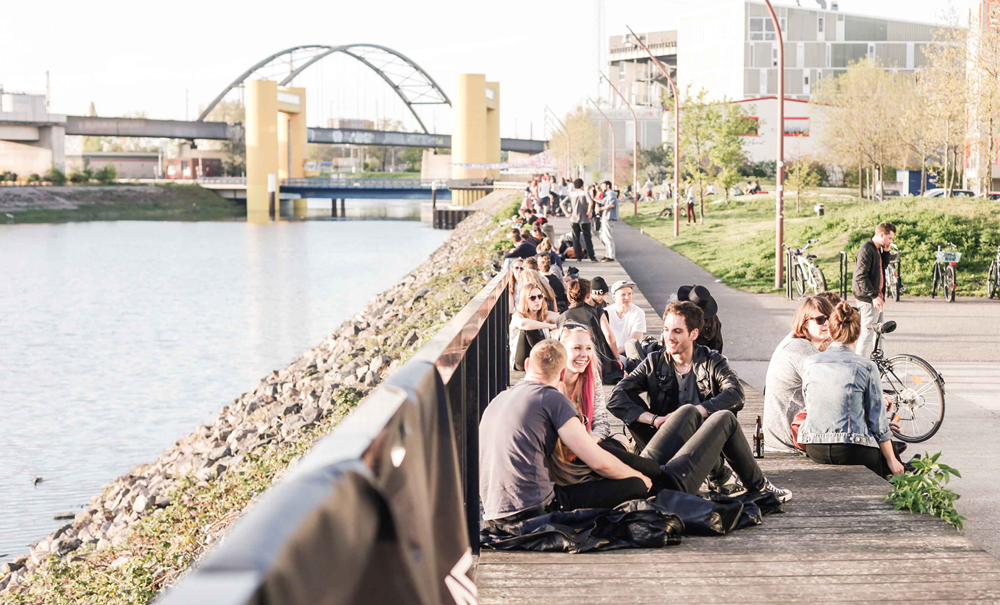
[853,222,896,357]
[608,301,744,451]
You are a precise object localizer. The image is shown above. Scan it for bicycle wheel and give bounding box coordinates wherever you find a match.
[989,260,999,300]
[811,266,827,294]
[881,354,945,442]
[944,265,956,303]
[793,265,805,296]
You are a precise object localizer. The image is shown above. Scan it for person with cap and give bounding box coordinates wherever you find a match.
[588,276,609,310]
[607,280,647,365]
[677,284,724,353]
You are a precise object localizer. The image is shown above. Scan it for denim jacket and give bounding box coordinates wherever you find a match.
[799,342,890,448]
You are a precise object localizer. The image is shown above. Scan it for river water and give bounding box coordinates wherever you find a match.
[0,200,448,561]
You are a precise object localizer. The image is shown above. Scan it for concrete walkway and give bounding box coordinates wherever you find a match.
[611,218,1000,558]
[475,215,1000,603]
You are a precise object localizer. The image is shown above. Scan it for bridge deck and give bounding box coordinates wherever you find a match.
[475,214,1000,604]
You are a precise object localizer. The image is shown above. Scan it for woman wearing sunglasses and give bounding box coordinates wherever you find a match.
[510,284,560,371]
[762,294,836,452]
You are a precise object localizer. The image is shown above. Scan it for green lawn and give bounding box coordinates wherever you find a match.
[624,191,1000,297]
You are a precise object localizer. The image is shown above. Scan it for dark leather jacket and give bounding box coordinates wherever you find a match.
[607,344,745,429]
[853,239,891,302]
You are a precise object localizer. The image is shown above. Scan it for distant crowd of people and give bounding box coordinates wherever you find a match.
[481,191,909,530]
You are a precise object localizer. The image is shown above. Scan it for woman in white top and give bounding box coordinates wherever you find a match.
[509,284,559,371]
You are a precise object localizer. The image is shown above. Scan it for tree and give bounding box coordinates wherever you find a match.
[548,105,600,179]
[678,88,717,222]
[638,145,673,186]
[709,101,754,203]
[205,100,246,176]
[918,18,967,197]
[964,12,1000,195]
[400,147,424,172]
[786,157,821,212]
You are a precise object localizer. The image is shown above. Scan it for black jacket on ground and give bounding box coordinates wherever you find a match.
[853,239,891,302]
[607,344,744,450]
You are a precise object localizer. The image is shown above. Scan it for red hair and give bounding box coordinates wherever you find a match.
[558,327,600,429]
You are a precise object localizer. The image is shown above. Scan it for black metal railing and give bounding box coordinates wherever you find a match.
[839,251,849,301]
[159,270,511,605]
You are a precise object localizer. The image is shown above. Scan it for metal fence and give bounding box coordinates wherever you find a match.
[159,270,511,605]
[282,177,448,190]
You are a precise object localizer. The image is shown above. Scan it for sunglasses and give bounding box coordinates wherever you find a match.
[528,294,544,301]
[513,266,524,271]
[562,322,589,330]
[810,315,829,325]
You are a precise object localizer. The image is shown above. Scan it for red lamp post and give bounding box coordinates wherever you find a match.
[764,0,786,289]
[600,72,639,217]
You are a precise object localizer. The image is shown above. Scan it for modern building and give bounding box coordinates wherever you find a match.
[0,91,66,175]
[964,0,1000,193]
[607,30,677,110]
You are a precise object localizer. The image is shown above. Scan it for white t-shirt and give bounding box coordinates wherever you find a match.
[538,180,551,198]
[607,304,647,352]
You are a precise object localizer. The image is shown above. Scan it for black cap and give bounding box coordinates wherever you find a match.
[591,276,609,295]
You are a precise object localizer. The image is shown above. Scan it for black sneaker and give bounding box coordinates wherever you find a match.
[760,479,793,503]
[709,471,747,497]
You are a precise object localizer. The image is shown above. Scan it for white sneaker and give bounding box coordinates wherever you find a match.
[760,479,793,503]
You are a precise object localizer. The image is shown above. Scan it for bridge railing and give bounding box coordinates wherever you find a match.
[282,177,449,189]
[159,268,512,605]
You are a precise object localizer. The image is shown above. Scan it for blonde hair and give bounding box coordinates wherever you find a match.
[517,283,549,321]
[521,269,556,312]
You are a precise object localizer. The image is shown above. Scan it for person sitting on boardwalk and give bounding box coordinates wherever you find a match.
[510,284,560,371]
[588,276,609,310]
[537,255,568,313]
[606,280,647,366]
[677,285,724,353]
[556,324,631,448]
[536,237,563,275]
[558,278,623,385]
[480,340,652,524]
[798,302,905,479]
[608,301,750,495]
[762,295,836,453]
[504,229,537,260]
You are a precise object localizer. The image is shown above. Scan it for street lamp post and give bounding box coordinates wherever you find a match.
[626,26,680,236]
[545,106,571,179]
[600,73,639,217]
[587,96,616,190]
[764,0,786,289]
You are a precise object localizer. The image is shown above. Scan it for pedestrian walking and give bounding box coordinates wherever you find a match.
[685,184,696,224]
[559,178,597,262]
[852,222,896,358]
[538,174,552,216]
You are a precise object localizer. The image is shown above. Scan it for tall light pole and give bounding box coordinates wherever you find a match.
[764,0,786,289]
[587,96,616,189]
[601,72,639,217]
[545,106,571,178]
[627,26,680,236]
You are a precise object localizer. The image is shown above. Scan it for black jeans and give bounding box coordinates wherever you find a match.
[638,405,765,494]
[571,222,596,261]
[806,443,892,479]
[552,440,661,511]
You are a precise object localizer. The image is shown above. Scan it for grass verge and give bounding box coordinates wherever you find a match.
[624,193,1000,297]
[3,186,245,224]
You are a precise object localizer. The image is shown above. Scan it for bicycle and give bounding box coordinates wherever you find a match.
[870,321,946,442]
[988,242,1000,300]
[790,239,828,296]
[885,243,903,302]
[930,242,960,303]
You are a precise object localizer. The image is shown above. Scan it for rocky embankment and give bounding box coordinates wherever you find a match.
[0,190,518,603]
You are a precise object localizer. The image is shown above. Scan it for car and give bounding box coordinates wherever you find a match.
[922,188,975,198]
[987,191,1000,201]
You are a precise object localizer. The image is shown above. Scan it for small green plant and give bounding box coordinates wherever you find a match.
[885,451,965,530]
[44,167,66,185]
[95,165,118,184]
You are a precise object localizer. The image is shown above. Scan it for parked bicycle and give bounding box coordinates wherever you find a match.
[930,242,960,303]
[870,321,946,442]
[988,241,1000,300]
[790,239,828,296]
[885,243,903,301]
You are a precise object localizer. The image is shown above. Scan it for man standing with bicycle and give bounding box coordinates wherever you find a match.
[853,222,896,357]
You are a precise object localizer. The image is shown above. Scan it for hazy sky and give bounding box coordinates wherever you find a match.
[0,0,965,139]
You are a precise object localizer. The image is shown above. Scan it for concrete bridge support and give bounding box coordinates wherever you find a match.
[245,80,306,223]
[450,74,499,206]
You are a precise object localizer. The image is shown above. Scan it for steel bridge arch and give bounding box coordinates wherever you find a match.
[197,44,451,133]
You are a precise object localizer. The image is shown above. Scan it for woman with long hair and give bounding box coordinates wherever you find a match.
[762,294,836,452]
[521,268,557,315]
[509,284,559,371]
[798,302,905,478]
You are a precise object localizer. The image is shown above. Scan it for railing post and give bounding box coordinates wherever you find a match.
[463,337,482,552]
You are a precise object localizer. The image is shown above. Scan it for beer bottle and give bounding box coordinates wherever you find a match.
[754,415,764,459]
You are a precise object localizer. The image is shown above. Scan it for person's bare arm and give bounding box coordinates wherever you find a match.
[557,418,652,489]
[880,440,905,475]
[511,313,556,330]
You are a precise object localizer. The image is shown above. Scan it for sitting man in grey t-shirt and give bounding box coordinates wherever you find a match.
[479,340,652,524]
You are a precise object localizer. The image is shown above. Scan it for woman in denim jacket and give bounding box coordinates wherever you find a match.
[799,302,905,478]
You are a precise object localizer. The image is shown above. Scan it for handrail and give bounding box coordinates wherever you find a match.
[159,268,511,605]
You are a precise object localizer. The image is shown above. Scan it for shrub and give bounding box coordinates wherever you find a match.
[68,171,88,184]
[739,160,776,179]
[44,167,67,185]
[95,165,118,184]
[27,173,42,183]
[0,170,17,182]
[885,452,965,530]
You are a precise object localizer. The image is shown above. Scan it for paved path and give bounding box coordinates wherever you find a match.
[612,219,1000,557]
[475,216,1000,603]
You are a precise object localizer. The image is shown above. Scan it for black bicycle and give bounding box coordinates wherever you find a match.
[930,242,960,303]
[988,242,1000,300]
[870,321,946,442]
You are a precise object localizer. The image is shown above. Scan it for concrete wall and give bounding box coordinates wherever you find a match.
[420,150,451,180]
[0,140,53,175]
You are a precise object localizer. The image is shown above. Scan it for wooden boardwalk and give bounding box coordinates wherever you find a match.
[476,215,1000,603]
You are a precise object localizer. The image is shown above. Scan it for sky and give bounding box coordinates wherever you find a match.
[0,0,967,140]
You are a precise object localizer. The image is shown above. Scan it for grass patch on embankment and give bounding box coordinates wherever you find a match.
[624,193,1000,297]
[2,185,245,224]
